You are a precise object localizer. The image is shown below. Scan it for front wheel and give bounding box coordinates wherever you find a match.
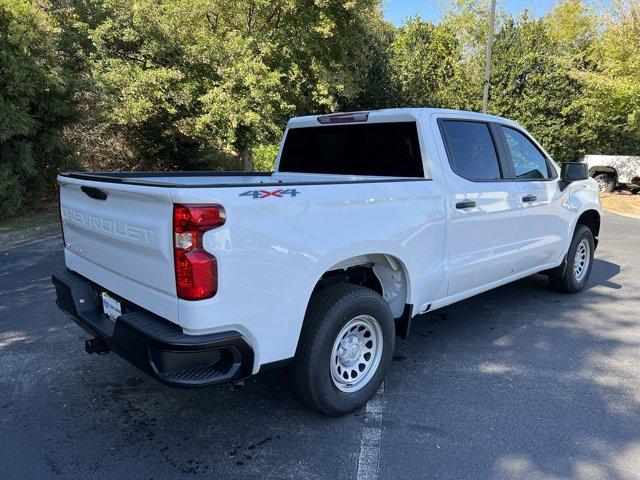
[292,284,395,415]
[548,225,595,293]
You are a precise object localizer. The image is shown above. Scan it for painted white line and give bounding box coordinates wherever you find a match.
[356,382,385,480]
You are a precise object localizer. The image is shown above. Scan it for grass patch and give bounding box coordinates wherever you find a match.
[600,193,640,219]
[0,205,59,234]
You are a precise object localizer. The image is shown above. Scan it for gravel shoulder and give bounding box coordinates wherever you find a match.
[600,193,640,219]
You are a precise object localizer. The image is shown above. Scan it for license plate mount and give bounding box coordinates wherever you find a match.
[101,292,122,321]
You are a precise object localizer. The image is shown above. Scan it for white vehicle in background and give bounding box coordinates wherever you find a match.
[584,154,640,193]
[52,108,602,415]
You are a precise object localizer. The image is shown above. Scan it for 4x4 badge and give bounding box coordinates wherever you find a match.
[239,189,300,199]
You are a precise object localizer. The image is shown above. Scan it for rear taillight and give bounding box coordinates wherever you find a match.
[173,204,226,300]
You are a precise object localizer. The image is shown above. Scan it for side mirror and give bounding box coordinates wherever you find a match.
[560,162,588,189]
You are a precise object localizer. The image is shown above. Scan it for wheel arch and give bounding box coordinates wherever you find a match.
[301,251,413,340]
[589,166,618,181]
[311,253,411,318]
[547,203,601,280]
[576,209,601,248]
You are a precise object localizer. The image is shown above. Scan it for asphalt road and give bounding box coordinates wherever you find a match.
[1,212,639,480]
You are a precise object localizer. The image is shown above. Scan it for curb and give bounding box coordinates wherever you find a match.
[0,222,61,250]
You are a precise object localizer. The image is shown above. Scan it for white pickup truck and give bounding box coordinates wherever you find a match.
[584,154,640,193]
[52,108,602,415]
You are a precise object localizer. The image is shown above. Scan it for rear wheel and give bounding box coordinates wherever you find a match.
[292,284,395,415]
[594,174,615,193]
[548,225,594,293]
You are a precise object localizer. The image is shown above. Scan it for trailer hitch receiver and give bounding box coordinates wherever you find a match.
[85,337,111,355]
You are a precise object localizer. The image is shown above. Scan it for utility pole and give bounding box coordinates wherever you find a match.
[482,0,497,114]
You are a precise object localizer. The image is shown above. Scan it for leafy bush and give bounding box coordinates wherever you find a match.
[0,0,77,219]
[253,144,279,172]
[2,0,640,222]
[86,0,389,171]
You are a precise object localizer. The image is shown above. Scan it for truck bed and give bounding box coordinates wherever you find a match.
[61,171,420,188]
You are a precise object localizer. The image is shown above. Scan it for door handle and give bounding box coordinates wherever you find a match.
[522,195,537,203]
[455,200,476,209]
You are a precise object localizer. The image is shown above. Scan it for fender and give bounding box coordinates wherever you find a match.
[557,181,602,262]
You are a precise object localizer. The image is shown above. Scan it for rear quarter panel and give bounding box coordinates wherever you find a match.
[170,180,447,370]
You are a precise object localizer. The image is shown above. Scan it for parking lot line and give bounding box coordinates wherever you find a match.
[356,382,385,480]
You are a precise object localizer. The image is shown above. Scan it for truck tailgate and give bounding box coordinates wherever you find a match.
[59,177,176,300]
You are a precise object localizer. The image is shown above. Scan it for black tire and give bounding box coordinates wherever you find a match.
[593,174,615,193]
[292,284,395,416]
[548,225,595,293]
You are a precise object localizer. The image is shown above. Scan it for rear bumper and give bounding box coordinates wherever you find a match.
[52,270,254,388]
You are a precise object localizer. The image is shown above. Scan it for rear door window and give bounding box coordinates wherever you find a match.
[278,122,424,178]
[439,120,502,181]
[501,126,552,180]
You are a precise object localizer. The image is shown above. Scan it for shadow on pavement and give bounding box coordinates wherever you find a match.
[1,225,638,479]
[383,256,638,479]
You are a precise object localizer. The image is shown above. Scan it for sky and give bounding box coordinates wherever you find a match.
[383,0,557,25]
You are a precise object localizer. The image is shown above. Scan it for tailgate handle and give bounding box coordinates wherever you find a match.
[81,186,108,201]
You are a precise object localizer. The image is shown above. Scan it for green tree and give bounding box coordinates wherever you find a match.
[391,17,469,109]
[87,0,388,171]
[578,0,640,155]
[0,0,77,219]
[488,15,589,163]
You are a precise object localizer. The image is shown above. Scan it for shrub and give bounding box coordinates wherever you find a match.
[0,0,77,219]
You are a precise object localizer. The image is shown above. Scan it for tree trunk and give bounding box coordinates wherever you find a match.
[240,147,253,172]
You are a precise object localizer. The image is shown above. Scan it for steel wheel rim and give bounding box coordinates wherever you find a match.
[330,315,383,393]
[595,177,607,192]
[574,238,590,282]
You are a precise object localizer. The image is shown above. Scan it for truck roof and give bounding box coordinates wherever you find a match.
[287,108,518,129]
